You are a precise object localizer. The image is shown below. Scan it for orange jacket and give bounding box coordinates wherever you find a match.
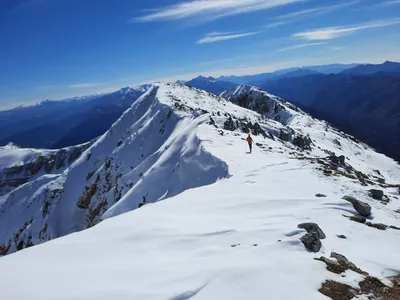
[247,136,253,144]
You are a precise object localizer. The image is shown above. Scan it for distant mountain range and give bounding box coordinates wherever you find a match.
[341,61,400,75]
[182,61,400,162]
[217,63,360,84]
[185,76,237,95]
[0,86,150,149]
[254,61,400,162]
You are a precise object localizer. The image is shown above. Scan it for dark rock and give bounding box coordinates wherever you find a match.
[365,222,388,230]
[390,225,400,230]
[293,134,313,151]
[355,171,368,186]
[252,122,267,137]
[368,189,384,200]
[208,116,215,126]
[319,280,357,300]
[279,130,291,142]
[377,178,386,184]
[342,196,371,217]
[337,235,347,239]
[223,116,236,131]
[316,193,327,198]
[328,154,346,167]
[344,214,366,223]
[381,195,390,204]
[298,222,326,239]
[315,252,369,275]
[300,232,322,252]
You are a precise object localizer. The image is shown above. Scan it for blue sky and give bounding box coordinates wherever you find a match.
[1,0,400,108]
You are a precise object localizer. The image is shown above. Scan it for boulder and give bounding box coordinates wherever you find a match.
[300,232,322,252]
[365,222,388,230]
[316,193,327,198]
[342,196,371,217]
[345,214,366,224]
[298,222,326,239]
[368,189,384,200]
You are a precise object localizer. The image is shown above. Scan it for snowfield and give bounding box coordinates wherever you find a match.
[0,83,399,299]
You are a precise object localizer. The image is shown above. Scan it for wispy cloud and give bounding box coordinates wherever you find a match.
[69,83,103,89]
[265,21,288,28]
[134,0,304,23]
[293,18,400,40]
[376,0,400,6]
[196,31,261,44]
[276,0,360,19]
[277,42,327,52]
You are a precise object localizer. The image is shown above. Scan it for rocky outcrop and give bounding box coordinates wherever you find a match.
[342,196,371,217]
[298,222,326,239]
[300,232,322,252]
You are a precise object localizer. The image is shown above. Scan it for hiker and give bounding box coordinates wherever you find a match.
[247,134,253,153]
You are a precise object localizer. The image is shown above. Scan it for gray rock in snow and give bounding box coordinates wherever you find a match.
[300,232,322,252]
[298,222,326,239]
[342,196,371,217]
[368,189,384,200]
[365,222,388,231]
[346,214,367,224]
[316,193,327,198]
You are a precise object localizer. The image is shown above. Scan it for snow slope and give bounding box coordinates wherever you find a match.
[0,83,399,299]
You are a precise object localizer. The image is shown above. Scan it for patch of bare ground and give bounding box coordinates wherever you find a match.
[319,281,357,300]
[320,276,400,300]
[316,252,400,299]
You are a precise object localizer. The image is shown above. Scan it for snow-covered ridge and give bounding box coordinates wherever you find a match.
[1,83,240,255]
[220,84,302,125]
[0,83,399,300]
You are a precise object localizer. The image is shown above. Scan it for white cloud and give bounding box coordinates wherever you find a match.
[276,0,360,19]
[134,0,304,23]
[69,83,103,88]
[293,18,400,40]
[197,31,261,44]
[377,0,400,6]
[277,42,327,52]
[264,21,288,28]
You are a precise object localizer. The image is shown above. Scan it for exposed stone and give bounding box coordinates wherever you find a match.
[279,130,291,142]
[328,154,346,167]
[344,214,366,223]
[316,193,327,198]
[320,275,400,300]
[293,134,313,151]
[315,252,368,275]
[342,196,371,217]
[252,122,267,137]
[298,222,326,239]
[365,222,388,230]
[223,116,236,131]
[390,225,400,230]
[368,189,384,200]
[337,235,347,239]
[355,171,368,186]
[300,232,322,252]
[319,280,357,300]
